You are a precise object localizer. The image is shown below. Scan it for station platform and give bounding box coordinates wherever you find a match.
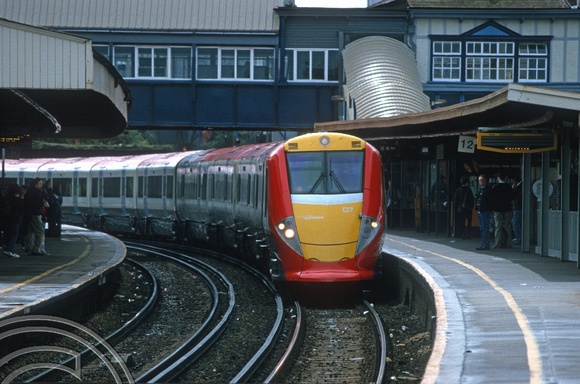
[0,225,126,320]
[382,230,580,384]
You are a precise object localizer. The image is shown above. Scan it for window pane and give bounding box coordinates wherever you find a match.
[221,49,235,78]
[154,48,168,77]
[167,176,173,198]
[197,48,218,79]
[312,51,325,80]
[138,48,152,77]
[328,50,339,81]
[285,50,294,81]
[237,50,251,79]
[78,178,87,197]
[287,152,324,194]
[126,177,134,198]
[114,47,135,77]
[171,48,191,79]
[148,176,162,198]
[297,51,310,80]
[53,178,72,197]
[328,152,363,193]
[104,177,121,198]
[91,178,99,198]
[254,49,273,80]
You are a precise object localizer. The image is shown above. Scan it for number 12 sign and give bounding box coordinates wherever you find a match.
[458,135,476,153]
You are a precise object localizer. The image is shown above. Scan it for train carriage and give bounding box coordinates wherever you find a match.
[266,132,384,282]
[134,152,193,239]
[84,154,151,234]
[41,157,110,228]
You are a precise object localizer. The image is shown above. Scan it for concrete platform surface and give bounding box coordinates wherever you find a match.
[382,230,580,384]
[0,225,126,320]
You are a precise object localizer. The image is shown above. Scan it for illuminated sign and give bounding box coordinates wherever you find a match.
[0,135,31,145]
[477,131,557,154]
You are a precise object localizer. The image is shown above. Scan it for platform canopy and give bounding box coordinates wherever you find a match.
[0,18,131,139]
[315,84,580,141]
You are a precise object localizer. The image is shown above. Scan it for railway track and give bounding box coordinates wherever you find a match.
[271,300,387,383]
[124,242,285,383]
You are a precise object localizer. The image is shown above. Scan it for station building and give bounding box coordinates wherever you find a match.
[1,0,579,263]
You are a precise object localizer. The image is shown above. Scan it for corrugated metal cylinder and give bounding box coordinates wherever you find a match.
[342,36,431,119]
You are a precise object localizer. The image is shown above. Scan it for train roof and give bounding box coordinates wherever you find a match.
[138,151,201,168]
[4,158,55,170]
[199,142,281,162]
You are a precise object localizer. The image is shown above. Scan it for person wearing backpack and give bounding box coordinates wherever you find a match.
[454,176,474,240]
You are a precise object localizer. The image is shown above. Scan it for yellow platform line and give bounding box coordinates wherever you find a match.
[0,237,91,296]
[387,236,542,384]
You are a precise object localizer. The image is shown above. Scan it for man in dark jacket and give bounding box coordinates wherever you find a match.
[24,178,48,256]
[454,176,474,239]
[491,173,513,249]
[4,184,24,258]
[476,174,493,250]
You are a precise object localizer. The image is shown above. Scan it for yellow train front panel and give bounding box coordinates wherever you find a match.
[291,193,362,262]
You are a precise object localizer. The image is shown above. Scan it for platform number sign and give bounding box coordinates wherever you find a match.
[458,135,476,153]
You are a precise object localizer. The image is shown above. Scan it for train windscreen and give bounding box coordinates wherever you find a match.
[287,151,363,194]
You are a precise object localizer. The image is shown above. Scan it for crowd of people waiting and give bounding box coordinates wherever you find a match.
[453,172,522,250]
[0,178,63,259]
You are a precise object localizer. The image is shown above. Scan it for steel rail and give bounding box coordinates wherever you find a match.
[127,244,235,384]
[364,299,388,384]
[24,258,159,383]
[264,300,304,384]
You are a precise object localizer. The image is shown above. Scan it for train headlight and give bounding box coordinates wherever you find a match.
[355,215,382,255]
[276,217,303,256]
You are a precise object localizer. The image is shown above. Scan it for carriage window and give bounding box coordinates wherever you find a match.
[148,175,162,198]
[166,175,173,198]
[236,174,241,203]
[201,173,207,200]
[247,174,252,205]
[287,151,364,194]
[53,178,72,197]
[78,178,87,197]
[138,176,144,198]
[104,177,121,198]
[126,177,134,198]
[91,178,99,197]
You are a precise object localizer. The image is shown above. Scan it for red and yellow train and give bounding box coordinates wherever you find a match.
[3,132,385,283]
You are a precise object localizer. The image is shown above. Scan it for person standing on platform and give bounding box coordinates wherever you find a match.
[511,175,522,246]
[491,173,514,249]
[47,186,63,238]
[24,178,49,256]
[3,184,24,258]
[476,174,493,250]
[454,176,474,239]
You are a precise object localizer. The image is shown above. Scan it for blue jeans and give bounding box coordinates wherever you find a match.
[478,211,491,248]
[512,209,522,242]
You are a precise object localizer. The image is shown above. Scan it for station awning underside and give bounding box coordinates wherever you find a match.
[0,86,129,139]
[0,18,130,140]
[314,84,580,141]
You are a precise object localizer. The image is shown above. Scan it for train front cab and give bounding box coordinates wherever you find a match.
[268,133,384,283]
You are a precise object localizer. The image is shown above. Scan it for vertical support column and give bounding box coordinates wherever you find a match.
[561,127,571,261]
[522,153,531,253]
[540,151,550,257]
[398,161,404,230]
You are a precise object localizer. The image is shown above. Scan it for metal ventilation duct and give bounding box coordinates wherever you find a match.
[342,36,432,119]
